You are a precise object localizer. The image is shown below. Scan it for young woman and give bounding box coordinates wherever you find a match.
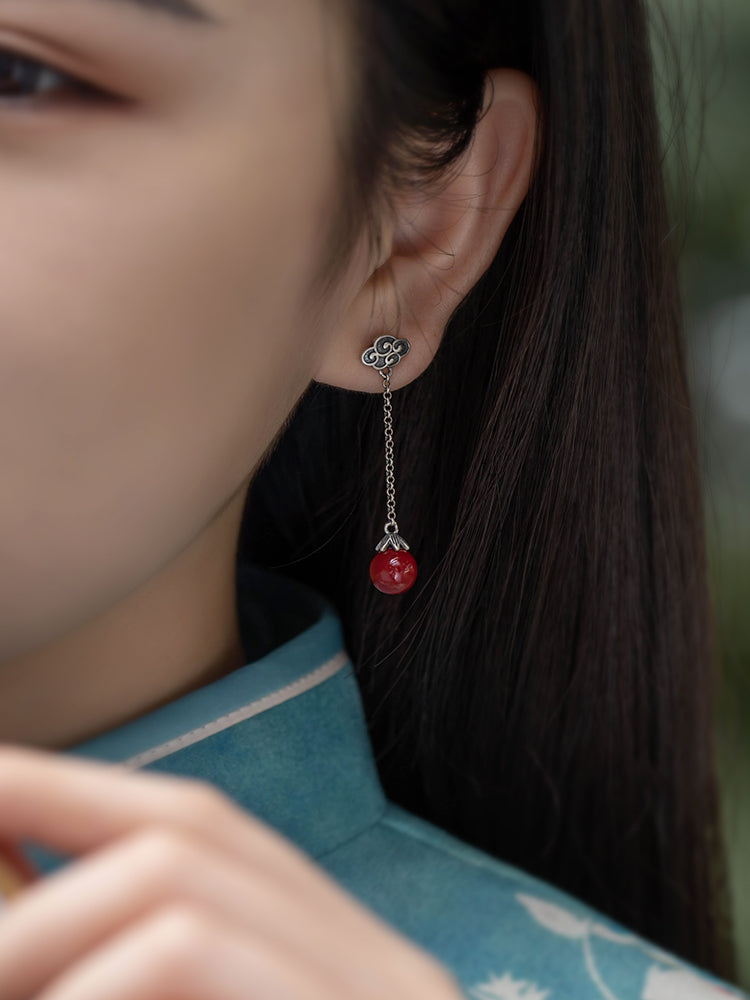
[0,0,745,997]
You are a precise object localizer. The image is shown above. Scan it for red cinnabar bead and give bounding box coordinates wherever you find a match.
[370,550,418,595]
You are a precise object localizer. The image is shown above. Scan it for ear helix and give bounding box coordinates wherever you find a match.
[361,336,418,595]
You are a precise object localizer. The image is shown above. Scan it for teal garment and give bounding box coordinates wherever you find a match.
[24,565,745,1000]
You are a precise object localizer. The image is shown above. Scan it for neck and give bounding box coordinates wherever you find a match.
[0,489,249,752]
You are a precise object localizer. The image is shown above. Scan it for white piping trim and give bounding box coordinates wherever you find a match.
[120,650,350,770]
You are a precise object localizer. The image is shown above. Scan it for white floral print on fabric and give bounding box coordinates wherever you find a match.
[515,895,589,939]
[467,894,747,1000]
[470,972,550,1000]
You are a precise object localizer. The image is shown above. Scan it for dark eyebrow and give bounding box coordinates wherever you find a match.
[93,0,218,25]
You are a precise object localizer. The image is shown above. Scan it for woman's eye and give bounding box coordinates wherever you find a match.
[0,48,103,106]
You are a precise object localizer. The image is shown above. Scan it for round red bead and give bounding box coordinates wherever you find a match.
[369,550,418,595]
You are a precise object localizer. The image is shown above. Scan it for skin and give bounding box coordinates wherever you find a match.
[0,747,466,999]
[0,0,539,995]
[0,0,362,748]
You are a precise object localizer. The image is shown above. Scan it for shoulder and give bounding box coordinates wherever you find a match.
[317,802,746,1000]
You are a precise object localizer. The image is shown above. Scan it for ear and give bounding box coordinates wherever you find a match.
[312,67,540,392]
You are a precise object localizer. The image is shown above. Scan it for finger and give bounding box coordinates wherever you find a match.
[0,748,448,997]
[35,902,350,1000]
[0,744,319,888]
[0,827,409,1000]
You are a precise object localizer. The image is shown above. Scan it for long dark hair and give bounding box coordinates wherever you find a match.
[239,0,737,978]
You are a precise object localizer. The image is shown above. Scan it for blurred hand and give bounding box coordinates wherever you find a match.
[0,745,462,1000]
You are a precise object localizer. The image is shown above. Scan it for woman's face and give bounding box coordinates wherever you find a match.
[0,0,361,660]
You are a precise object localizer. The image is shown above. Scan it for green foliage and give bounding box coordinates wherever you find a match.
[713,540,750,987]
[652,0,750,983]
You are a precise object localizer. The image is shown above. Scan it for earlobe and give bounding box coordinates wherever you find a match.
[313,67,540,393]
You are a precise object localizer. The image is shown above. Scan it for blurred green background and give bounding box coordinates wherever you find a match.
[655,0,750,984]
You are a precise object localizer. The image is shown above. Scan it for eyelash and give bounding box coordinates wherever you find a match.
[0,47,106,108]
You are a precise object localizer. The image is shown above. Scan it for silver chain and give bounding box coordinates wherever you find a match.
[381,368,398,532]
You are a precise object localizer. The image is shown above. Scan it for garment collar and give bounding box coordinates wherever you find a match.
[61,564,387,861]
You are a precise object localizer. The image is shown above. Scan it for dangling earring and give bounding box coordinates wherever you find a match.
[361,335,418,595]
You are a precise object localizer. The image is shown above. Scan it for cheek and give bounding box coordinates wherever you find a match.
[0,109,338,657]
